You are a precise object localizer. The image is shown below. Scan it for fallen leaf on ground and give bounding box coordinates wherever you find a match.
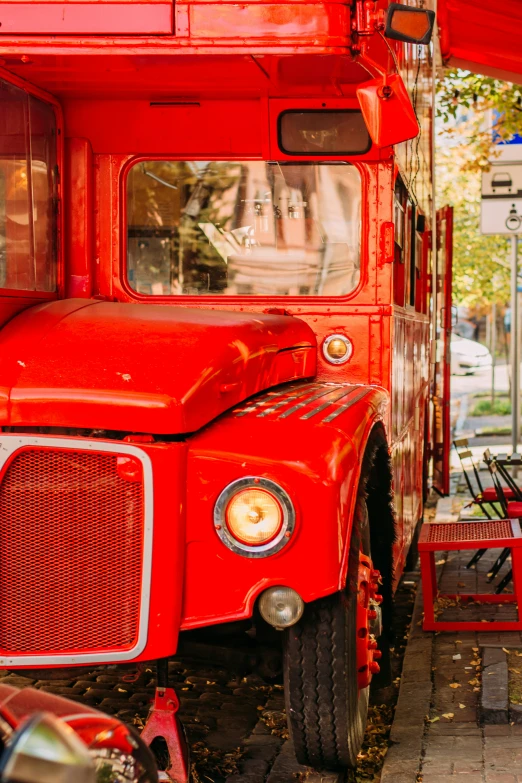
[449,682,461,689]
[459,704,466,709]
[442,713,454,720]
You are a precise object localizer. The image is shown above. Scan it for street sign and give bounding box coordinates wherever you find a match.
[481,161,522,234]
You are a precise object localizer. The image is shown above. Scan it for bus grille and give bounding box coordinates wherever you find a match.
[0,448,144,656]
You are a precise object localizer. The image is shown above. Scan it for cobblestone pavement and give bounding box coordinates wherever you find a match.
[0,574,419,783]
[382,470,522,783]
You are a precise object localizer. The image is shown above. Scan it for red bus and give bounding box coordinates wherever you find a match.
[0,0,451,776]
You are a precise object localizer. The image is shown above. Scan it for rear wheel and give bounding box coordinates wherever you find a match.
[283,499,382,771]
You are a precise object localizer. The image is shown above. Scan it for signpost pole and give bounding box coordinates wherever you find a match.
[511,235,520,454]
[491,301,496,406]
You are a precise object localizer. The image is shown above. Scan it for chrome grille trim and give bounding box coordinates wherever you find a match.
[300,385,357,420]
[235,383,319,417]
[278,387,342,419]
[257,384,321,418]
[322,388,372,423]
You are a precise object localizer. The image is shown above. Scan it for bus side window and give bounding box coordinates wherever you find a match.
[409,205,420,308]
[393,180,406,306]
[0,79,57,294]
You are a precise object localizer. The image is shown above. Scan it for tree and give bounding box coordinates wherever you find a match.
[436,70,521,309]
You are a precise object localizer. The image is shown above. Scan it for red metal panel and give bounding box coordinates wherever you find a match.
[0,4,173,35]
[182,383,389,629]
[438,0,522,82]
[0,299,317,434]
[185,3,349,43]
[65,138,94,298]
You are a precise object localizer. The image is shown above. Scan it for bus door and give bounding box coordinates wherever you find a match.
[431,205,453,496]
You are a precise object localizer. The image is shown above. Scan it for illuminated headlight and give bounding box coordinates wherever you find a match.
[214,477,295,557]
[322,333,353,365]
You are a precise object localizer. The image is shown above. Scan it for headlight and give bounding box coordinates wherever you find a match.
[0,712,96,783]
[214,477,295,557]
[322,333,353,365]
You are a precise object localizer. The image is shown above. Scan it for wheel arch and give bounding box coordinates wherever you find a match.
[343,423,396,640]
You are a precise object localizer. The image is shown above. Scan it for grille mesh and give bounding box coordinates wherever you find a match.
[0,448,144,656]
[427,520,513,543]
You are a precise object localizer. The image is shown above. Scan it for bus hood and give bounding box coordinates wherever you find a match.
[0,299,316,434]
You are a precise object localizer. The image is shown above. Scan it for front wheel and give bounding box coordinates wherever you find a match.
[283,500,382,771]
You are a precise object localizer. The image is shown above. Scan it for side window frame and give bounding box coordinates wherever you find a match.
[0,70,63,300]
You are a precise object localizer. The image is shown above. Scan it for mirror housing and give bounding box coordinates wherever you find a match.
[356,74,419,148]
[385,2,435,45]
[0,712,96,783]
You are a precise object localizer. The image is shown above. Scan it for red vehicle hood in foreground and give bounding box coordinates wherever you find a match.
[0,299,316,434]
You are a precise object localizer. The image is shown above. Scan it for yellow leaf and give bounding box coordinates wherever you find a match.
[442,713,454,720]
[503,648,510,654]
[449,682,461,689]
[459,703,466,709]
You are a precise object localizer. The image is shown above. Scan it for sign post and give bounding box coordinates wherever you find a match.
[482,149,522,455]
[511,236,520,454]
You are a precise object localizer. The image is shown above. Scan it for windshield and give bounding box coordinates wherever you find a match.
[126,161,361,297]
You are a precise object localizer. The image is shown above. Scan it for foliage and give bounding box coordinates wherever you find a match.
[437,70,522,152]
[435,70,520,308]
[436,141,510,307]
[469,397,511,417]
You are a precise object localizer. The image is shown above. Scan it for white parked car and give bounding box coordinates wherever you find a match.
[450,335,493,375]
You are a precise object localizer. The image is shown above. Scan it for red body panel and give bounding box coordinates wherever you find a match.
[438,0,522,83]
[183,383,389,629]
[0,299,315,433]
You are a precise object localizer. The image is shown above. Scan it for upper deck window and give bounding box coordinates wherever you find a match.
[126,161,361,297]
[279,111,371,156]
[0,79,57,293]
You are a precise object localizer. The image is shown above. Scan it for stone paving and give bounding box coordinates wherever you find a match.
[0,572,418,783]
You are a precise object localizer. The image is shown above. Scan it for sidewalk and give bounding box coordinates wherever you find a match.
[381,489,522,783]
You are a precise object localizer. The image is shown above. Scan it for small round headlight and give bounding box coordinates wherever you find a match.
[226,488,283,545]
[214,477,295,557]
[323,333,353,365]
[259,586,305,630]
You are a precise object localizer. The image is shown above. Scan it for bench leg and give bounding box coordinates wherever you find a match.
[511,547,522,627]
[420,550,437,628]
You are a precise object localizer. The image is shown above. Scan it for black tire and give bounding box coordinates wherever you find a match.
[283,498,370,771]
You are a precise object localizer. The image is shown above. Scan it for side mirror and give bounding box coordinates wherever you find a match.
[356,73,419,148]
[385,2,435,45]
[0,712,96,783]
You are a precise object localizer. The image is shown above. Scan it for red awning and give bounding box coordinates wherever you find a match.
[437,0,522,83]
